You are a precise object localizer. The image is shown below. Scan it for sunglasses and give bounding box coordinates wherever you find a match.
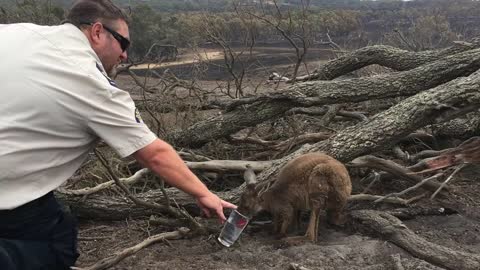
[80,22,130,52]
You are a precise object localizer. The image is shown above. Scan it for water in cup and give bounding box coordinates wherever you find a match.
[218,210,250,247]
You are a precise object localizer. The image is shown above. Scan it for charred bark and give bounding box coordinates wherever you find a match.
[308,41,480,81]
[430,112,480,138]
[169,48,480,148]
[56,188,234,220]
[253,69,480,187]
[61,69,480,220]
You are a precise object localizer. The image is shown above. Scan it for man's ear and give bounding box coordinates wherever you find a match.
[89,22,104,46]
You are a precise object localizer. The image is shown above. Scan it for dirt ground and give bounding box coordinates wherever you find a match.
[75,165,480,270]
[74,47,480,270]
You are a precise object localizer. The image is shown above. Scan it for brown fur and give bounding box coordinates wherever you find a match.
[238,153,352,242]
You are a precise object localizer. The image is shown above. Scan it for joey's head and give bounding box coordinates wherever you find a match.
[237,164,264,217]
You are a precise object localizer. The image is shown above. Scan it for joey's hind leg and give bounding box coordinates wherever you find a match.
[304,194,325,242]
[281,202,322,246]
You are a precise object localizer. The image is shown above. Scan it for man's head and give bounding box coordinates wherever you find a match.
[66,0,130,76]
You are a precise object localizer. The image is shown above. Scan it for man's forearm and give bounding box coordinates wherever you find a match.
[133,139,211,198]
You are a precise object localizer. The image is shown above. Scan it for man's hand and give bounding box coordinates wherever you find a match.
[196,192,237,223]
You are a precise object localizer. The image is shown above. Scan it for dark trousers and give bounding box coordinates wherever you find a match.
[0,192,79,270]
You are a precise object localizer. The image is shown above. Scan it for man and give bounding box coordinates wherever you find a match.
[0,0,236,269]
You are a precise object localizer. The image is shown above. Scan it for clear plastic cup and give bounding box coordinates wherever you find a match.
[217,210,250,247]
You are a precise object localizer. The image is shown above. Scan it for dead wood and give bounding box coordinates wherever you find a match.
[57,190,412,221]
[244,68,480,199]
[72,228,190,270]
[430,112,480,138]
[350,210,480,270]
[319,104,342,127]
[306,72,480,162]
[399,132,436,145]
[58,168,150,196]
[409,150,449,164]
[294,40,480,82]
[425,136,480,170]
[392,146,410,162]
[56,190,171,220]
[287,106,368,121]
[386,207,457,220]
[57,188,234,220]
[185,160,275,172]
[94,150,199,224]
[349,194,411,205]
[169,48,480,148]
[410,136,480,174]
[359,154,448,191]
[349,155,443,192]
[61,160,271,197]
[376,174,443,203]
[231,132,332,156]
[60,70,480,220]
[430,165,467,199]
[148,216,185,228]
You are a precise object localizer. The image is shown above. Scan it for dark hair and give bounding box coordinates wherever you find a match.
[66,0,130,29]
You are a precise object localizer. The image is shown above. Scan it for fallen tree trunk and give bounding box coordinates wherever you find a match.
[61,69,480,220]
[254,68,480,186]
[431,112,480,138]
[350,210,480,270]
[169,48,480,148]
[57,188,198,220]
[56,189,408,220]
[307,40,480,81]
[56,188,235,220]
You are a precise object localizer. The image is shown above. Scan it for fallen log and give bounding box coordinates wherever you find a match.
[62,69,480,220]
[305,40,480,81]
[58,190,415,220]
[244,67,480,200]
[170,48,480,148]
[56,188,235,220]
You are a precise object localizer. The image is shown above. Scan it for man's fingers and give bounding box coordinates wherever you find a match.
[221,200,237,209]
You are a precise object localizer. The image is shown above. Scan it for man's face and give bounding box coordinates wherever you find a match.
[96,19,129,76]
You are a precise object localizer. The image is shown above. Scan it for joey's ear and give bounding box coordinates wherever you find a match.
[243,164,257,186]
